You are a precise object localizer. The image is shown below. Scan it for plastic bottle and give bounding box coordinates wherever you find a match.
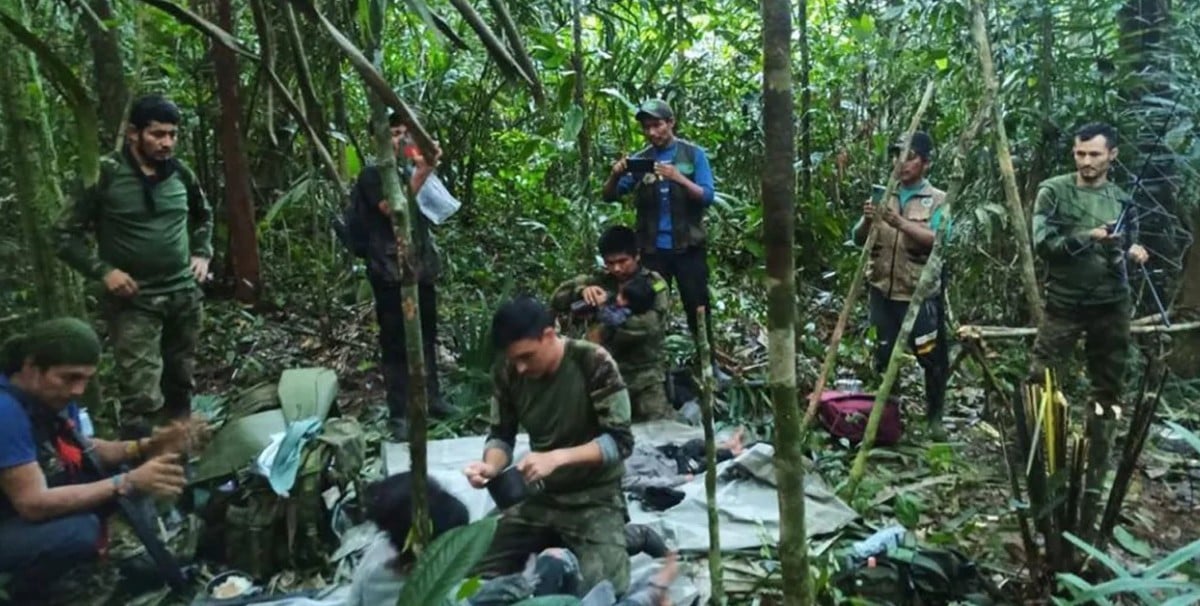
[78,408,95,438]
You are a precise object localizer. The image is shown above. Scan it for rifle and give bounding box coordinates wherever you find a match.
[65,422,190,591]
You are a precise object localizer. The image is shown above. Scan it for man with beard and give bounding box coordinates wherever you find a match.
[55,95,212,438]
[852,131,951,427]
[1029,123,1148,412]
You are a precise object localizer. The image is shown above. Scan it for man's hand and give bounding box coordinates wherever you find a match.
[1128,243,1149,265]
[1089,225,1121,244]
[654,162,684,184]
[189,256,211,283]
[126,454,188,498]
[861,201,876,222]
[147,417,213,458]
[878,206,903,228]
[581,286,608,307]
[103,269,139,297]
[517,451,564,483]
[464,461,499,489]
[609,156,627,177]
[413,142,443,170]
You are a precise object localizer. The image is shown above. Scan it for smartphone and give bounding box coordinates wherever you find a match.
[871,184,887,203]
[627,158,656,173]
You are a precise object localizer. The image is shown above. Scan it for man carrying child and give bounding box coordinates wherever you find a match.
[551,226,672,421]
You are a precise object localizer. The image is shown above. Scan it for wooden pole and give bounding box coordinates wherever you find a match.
[969,0,1045,325]
[800,80,936,428]
[693,308,724,605]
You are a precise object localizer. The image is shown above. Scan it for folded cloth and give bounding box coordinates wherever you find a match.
[267,417,323,496]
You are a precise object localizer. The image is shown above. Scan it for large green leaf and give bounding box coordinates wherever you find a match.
[512,596,582,606]
[396,516,499,606]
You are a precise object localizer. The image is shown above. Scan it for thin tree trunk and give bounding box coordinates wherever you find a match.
[970,0,1044,326]
[82,0,128,145]
[571,0,588,188]
[365,0,431,551]
[801,81,935,429]
[692,309,723,605]
[0,37,69,318]
[1022,3,1056,207]
[283,2,328,149]
[214,0,262,303]
[487,0,544,104]
[762,0,806,604]
[797,0,811,211]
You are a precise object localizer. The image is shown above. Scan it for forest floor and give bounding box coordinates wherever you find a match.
[73,294,1200,605]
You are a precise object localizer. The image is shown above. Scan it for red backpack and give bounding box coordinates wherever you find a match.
[817,391,904,446]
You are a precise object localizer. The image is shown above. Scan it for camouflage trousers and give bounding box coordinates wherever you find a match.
[626,368,672,422]
[104,288,202,435]
[472,491,630,596]
[1029,298,1131,408]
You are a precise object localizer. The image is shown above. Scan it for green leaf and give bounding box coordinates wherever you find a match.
[454,576,482,600]
[562,104,584,142]
[1112,526,1152,559]
[598,87,637,111]
[1164,421,1200,456]
[396,516,499,606]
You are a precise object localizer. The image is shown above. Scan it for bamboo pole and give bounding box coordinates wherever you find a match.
[957,320,1200,339]
[693,308,724,605]
[969,0,1044,325]
[800,80,936,429]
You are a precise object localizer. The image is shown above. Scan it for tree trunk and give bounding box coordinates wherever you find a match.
[82,0,128,147]
[1022,3,1056,207]
[762,0,807,604]
[214,0,262,303]
[797,0,811,212]
[692,309,724,605]
[970,0,1044,326]
[0,17,78,319]
[365,0,432,551]
[571,0,589,188]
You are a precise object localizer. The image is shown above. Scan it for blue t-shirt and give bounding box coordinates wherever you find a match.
[616,141,716,250]
[0,375,82,517]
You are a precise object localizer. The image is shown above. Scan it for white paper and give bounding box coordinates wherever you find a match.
[415,173,461,225]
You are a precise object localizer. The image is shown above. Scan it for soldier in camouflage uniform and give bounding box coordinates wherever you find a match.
[1030,122,1149,409]
[465,297,634,595]
[551,226,671,421]
[54,95,212,438]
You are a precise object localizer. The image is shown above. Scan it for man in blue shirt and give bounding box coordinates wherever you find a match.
[0,317,200,599]
[602,99,721,375]
[852,132,952,427]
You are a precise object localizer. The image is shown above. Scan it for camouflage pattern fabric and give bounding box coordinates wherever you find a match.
[1029,298,1131,408]
[103,288,202,433]
[471,490,630,596]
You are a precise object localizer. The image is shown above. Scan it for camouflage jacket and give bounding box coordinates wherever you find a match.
[549,267,668,376]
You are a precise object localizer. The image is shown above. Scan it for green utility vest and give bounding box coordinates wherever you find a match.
[631,139,706,251]
[867,182,947,301]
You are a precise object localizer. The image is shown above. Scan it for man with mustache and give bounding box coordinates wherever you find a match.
[54,95,212,438]
[1029,123,1148,413]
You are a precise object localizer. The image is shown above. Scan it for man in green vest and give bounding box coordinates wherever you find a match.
[550,225,671,421]
[602,99,724,379]
[54,95,212,438]
[1029,122,1147,410]
[465,296,633,595]
[852,131,951,426]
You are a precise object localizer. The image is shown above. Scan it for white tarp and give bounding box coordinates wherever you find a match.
[382,420,858,553]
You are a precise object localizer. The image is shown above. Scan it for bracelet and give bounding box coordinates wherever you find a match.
[125,439,143,461]
[111,473,128,496]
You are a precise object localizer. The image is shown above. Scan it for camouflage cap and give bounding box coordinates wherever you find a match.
[635,99,674,122]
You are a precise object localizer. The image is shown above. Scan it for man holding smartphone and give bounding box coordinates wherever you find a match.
[852,131,951,427]
[1029,123,1147,413]
[602,100,720,376]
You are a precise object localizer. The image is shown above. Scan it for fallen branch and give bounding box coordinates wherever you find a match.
[957,320,1200,340]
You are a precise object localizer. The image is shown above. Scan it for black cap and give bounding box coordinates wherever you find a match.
[635,99,674,122]
[888,131,933,160]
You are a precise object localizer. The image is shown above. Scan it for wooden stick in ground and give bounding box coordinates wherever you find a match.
[969,0,1044,325]
[692,307,724,605]
[957,320,1200,340]
[800,80,936,429]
